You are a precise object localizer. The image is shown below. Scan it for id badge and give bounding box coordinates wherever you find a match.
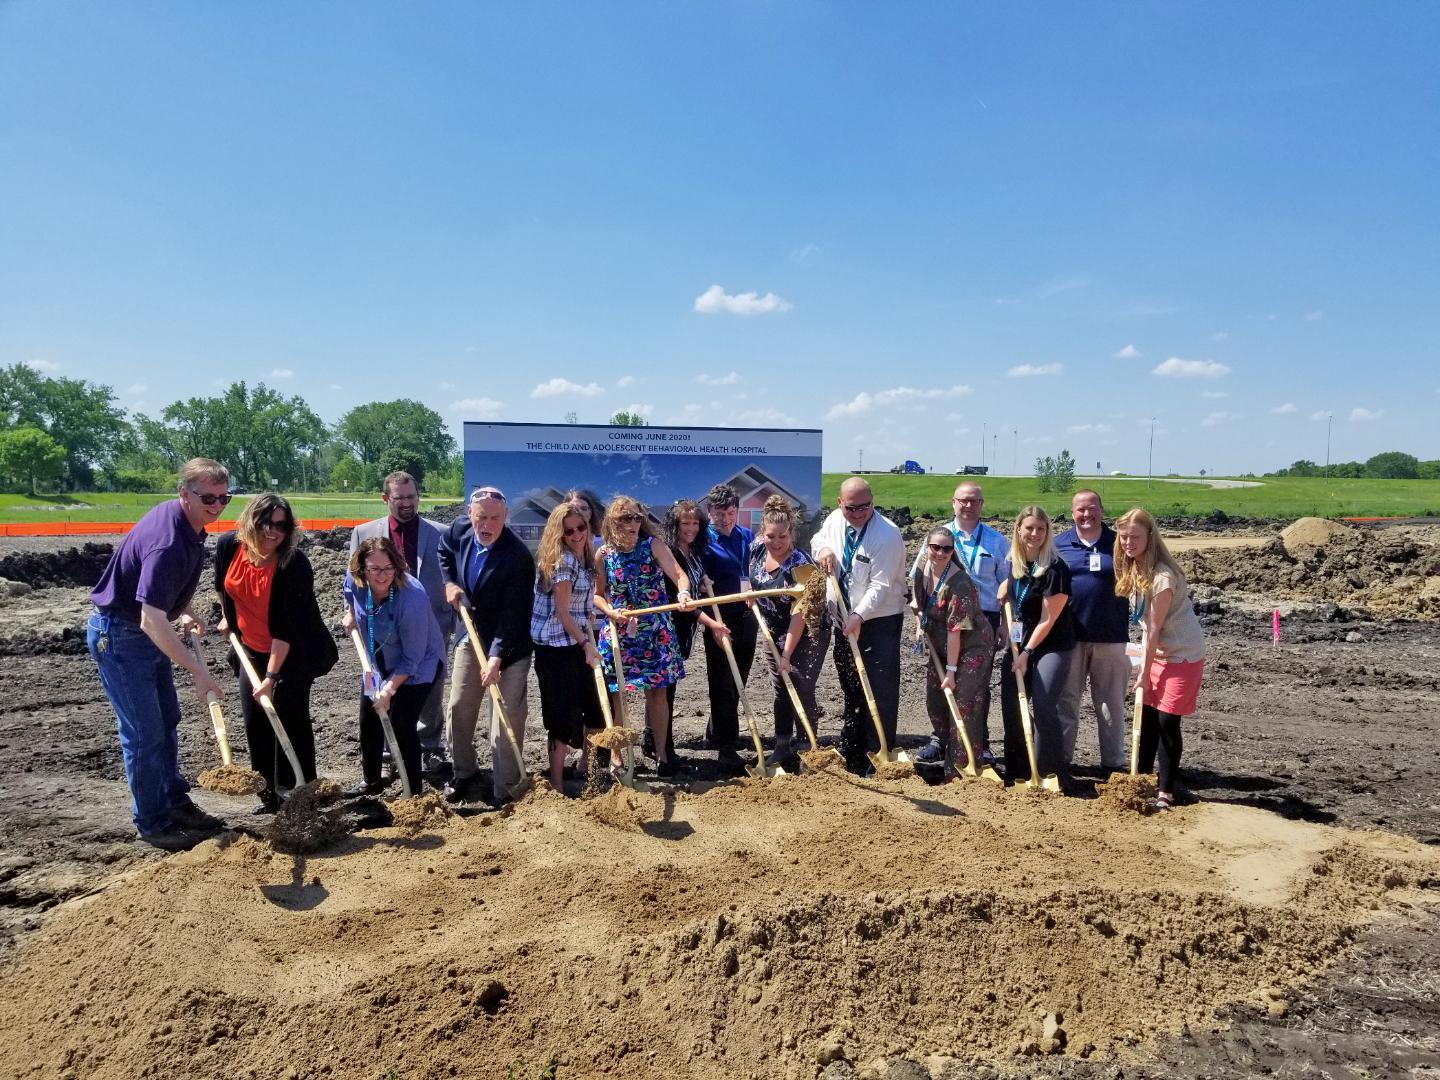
[740,577,752,593]
[362,670,379,700]
[1089,551,1102,572]
[1009,622,1025,644]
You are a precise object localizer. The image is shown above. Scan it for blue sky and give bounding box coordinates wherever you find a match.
[2,2,1437,475]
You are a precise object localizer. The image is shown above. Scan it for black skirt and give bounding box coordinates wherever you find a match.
[534,641,605,748]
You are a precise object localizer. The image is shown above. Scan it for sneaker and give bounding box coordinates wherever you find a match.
[169,799,224,832]
[981,748,997,767]
[136,828,207,853]
[915,736,946,764]
[420,752,450,780]
[252,788,282,815]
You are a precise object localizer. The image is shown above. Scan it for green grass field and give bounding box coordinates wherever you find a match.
[0,492,452,525]
[819,474,1440,520]
[3,475,1439,525]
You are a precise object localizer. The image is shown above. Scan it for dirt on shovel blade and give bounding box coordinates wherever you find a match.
[195,764,266,796]
[264,778,348,854]
[587,727,641,750]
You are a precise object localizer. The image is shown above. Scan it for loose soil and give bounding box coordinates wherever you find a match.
[0,524,1437,1079]
[195,763,266,796]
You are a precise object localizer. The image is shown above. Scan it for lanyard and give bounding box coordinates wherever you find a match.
[958,524,985,574]
[1012,564,1038,611]
[841,519,870,578]
[365,584,395,668]
[1130,593,1147,626]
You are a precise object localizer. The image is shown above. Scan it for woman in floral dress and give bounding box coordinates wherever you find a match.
[594,495,692,777]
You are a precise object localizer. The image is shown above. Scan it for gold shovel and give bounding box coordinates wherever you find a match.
[920,636,1003,784]
[186,627,233,767]
[828,576,910,771]
[583,620,640,789]
[621,565,818,618]
[457,605,533,802]
[346,629,415,797]
[228,632,308,788]
[696,582,783,779]
[749,601,841,768]
[1000,601,1062,793]
[1129,685,1145,776]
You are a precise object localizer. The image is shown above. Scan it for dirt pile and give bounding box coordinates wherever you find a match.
[386,791,452,837]
[195,764,266,796]
[1180,523,1440,621]
[264,778,349,853]
[1095,773,1158,815]
[0,543,113,589]
[1,771,1433,1080]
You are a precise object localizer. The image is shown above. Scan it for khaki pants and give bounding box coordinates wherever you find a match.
[446,643,530,800]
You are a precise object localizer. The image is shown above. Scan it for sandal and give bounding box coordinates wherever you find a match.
[1152,792,1175,812]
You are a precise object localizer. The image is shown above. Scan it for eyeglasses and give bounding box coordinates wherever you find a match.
[258,518,293,533]
[563,524,588,537]
[617,513,643,524]
[365,564,396,576]
[927,543,955,552]
[189,490,233,506]
[954,497,981,504]
[842,502,872,513]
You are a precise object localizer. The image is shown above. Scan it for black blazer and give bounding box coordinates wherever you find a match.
[214,532,339,682]
[438,520,535,669]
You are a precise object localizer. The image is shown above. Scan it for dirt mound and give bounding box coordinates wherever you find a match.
[264,778,348,853]
[1280,517,1354,554]
[1095,773,1158,815]
[0,542,112,589]
[1180,526,1440,621]
[2,775,1433,1080]
[195,764,266,796]
[386,791,452,837]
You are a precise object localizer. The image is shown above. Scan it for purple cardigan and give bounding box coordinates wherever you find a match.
[342,572,446,684]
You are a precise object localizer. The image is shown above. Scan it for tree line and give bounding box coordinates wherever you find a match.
[1266,452,1440,480]
[0,363,461,495]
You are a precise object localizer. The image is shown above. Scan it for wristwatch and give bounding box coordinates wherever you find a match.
[264,669,283,683]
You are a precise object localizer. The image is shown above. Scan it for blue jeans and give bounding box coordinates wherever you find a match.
[87,610,190,835]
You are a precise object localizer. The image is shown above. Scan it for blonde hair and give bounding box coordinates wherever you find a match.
[601,495,656,549]
[234,494,302,568]
[759,493,796,536]
[178,457,228,489]
[1007,505,1057,578]
[536,501,594,591]
[1113,507,1185,599]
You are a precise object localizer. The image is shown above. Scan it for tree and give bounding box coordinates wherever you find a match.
[1419,460,1440,480]
[0,426,66,493]
[609,410,648,427]
[1053,449,1077,492]
[564,411,578,425]
[160,381,326,488]
[1364,451,1420,479]
[1034,455,1056,493]
[0,363,129,487]
[336,400,454,488]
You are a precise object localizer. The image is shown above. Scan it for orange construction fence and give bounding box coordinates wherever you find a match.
[0,519,369,538]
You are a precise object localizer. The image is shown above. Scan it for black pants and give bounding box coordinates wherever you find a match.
[703,602,757,751]
[833,612,903,774]
[999,647,1074,793]
[1137,704,1183,792]
[359,680,429,790]
[233,647,316,792]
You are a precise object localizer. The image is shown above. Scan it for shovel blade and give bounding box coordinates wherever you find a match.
[979,766,1005,785]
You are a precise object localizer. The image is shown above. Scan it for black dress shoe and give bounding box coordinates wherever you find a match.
[716,749,747,777]
[136,828,206,853]
[342,780,386,799]
[169,799,224,832]
[252,789,282,815]
[442,777,472,804]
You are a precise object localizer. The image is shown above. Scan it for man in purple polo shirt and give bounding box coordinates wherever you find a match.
[1054,488,1131,770]
[87,458,230,851]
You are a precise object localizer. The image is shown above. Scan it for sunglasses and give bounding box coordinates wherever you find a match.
[842,502,872,513]
[258,518,293,533]
[617,513,644,524]
[471,488,507,502]
[563,523,589,537]
[928,543,955,552]
[190,490,233,506]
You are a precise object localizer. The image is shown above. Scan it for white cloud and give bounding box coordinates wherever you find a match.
[1310,410,1331,421]
[328,383,343,391]
[1153,357,1230,378]
[616,375,635,388]
[825,385,973,419]
[1113,344,1141,359]
[733,407,797,428]
[1007,363,1063,378]
[1303,310,1324,322]
[1270,402,1298,415]
[531,378,603,399]
[269,368,294,379]
[438,380,456,391]
[130,400,147,414]
[1201,411,1235,427]
[693,284,792,316]
[1064,423,1113,434]
[23,358,60,373]
[448,397,504,418]
[789,243,820,263]
[1200,390,1229,400]
[696,371,740,387]
[665,403,707,424]
[1350,407,1384,422]
[126,383,148,395]
[618,402,653,419]
[1211,331,1230,342]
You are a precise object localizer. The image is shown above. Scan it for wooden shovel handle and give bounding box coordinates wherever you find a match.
[1001,600,1044,786]
[230,632,307,786]
[828,576,889,755]
[751,604,819,751]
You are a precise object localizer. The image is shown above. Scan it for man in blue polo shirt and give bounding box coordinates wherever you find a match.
[1054,488,1131,770]
[910,481,1008,763]
[87,458,230,851]
[699,483,757,775]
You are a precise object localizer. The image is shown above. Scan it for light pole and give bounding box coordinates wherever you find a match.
[1011,429,1017,474]
[981,422,986,471]
[1325,412,1332,480]
[992,433,998,474]
[1148,417,1156,489]
[858,448,864,472]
